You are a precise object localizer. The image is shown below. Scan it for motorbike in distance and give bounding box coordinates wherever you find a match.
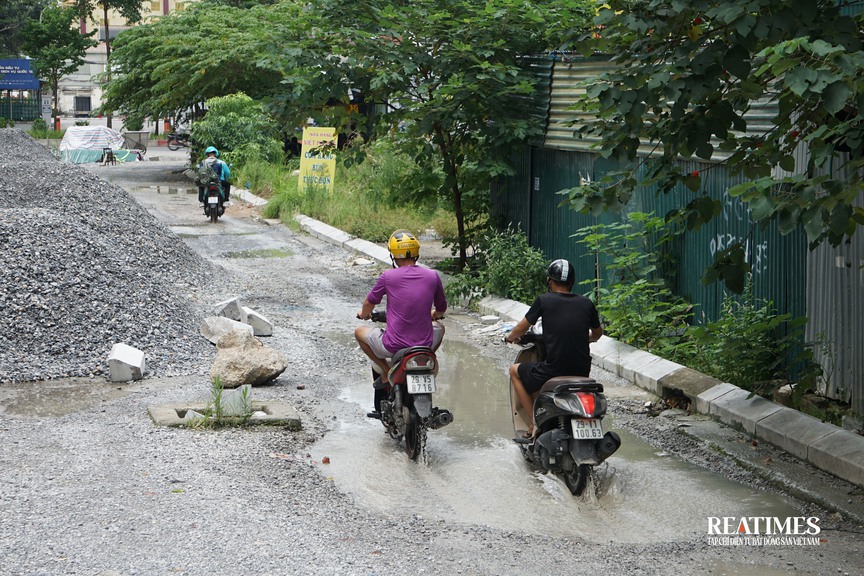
[166,132,190,151]
[364,310,453,461]
[507,329,621,495]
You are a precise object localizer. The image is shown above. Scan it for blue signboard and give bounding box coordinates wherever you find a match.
[0,59,40,90]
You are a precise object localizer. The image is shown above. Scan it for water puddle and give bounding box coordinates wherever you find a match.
[145,186,197,195]
[315,340,801,544]
[0,378,132,417]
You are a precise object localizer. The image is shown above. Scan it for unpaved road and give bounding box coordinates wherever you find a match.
[0,151,862,575]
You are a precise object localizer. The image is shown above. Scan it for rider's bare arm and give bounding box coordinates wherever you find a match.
[505,317,532,344]
[357,298,375,320]
[589,325,603,343]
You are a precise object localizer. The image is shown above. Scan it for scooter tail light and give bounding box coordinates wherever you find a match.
[576,392,596,416]
[405,353,436,372]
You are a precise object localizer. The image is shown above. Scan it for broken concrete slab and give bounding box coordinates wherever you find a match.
[200,317,254,345]
[660,367,724,404]
[214,297,247,323]
[107,343,146,382]
[221,384,252,416]
[756,408,839,461]
[242,306,273,337]
[148,400,301,429]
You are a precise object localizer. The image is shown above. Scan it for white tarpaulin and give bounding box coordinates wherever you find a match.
[59,126,127,163]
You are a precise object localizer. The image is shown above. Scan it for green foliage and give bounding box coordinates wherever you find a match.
[0,117,14,128]
[29,117,47,133]
[444,227,547,305]
[673,284,815,395]
[20,6,97,116]
[561,0,864,292]
[192,93,283,165]
[0,0,51,56]
[102,1,293,122]
[575,213,693,352]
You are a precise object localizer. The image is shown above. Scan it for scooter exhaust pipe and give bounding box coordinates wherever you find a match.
[429,409,453,429]
[595,431,621,463]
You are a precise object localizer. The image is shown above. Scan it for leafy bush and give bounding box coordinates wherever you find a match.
[678,284,813,393]
[0,117,15,128]
[444,227,546,305]
[29,117,48,135]
[575,213,693,352]
[192,92,283,166]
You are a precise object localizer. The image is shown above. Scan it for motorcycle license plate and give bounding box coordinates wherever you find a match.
[407,374,435,394]
[208,197,219,204]
[571,418,603,440]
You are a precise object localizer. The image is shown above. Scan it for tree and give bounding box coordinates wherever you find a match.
[101,2,290,124]
[0,0,51,56]
[72,0,144,127]
[20,5,97,117]
[269,0,596,269]
[560,0,864,292]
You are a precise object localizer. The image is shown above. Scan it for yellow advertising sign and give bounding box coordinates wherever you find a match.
[299,127,337,195]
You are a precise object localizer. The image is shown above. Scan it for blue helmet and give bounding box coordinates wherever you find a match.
[205,146,219,157]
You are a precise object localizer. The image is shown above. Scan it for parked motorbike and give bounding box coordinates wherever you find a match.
[507,331,621,495]
[166,132,190,151]
[366,310,453,461]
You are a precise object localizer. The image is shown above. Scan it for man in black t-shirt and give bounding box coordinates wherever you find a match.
[505,259,603,437]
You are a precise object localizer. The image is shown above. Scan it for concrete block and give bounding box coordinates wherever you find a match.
[480,315,500,324]
[242,306,273,336]
[808,430,864,488]
[344,238,391,264]
[200,317,254,345]
[590,337,638,375]
[708,388,784,435]
[756,408,839,461]
[107,343,146,382]
[478,296,529,323]
[618,349,660,383]
[661,368,724,405]
[221,385,252,416]
[633,357,684,396]
[694,382,739,414]
[214,297,247,323]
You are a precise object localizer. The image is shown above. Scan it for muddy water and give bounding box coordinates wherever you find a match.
[314,340,800,544]
[0,378,132,417]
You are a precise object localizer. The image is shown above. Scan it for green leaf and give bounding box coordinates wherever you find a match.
[823,81,852,115]
[749,194,775,221]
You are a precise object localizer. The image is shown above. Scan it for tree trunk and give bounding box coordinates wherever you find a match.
[103,2,112,129]
[434,126,467,270]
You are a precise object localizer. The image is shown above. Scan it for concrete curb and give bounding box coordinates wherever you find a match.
[286,212,864,489]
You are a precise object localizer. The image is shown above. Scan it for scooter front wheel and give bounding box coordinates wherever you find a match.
[564,464,591,496]
[167,141,180,151]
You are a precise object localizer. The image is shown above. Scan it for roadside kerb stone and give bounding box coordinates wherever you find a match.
[344,238,391,264]
[618,349,661,383]
[756,408,839,461]
[634,357,684,397]
[707,386,784,435]
[807,430,864,487]
[478,296,529,324]
[694,382,739,414]
[295,214,353,246]
[148,400,301,428]
[590,337,638,374]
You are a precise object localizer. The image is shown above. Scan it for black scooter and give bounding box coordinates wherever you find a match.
[508,331,621,495]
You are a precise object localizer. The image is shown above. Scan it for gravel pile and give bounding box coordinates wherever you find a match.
[0,129,221,382]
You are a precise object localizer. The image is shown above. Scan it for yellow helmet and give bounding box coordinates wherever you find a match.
[387,229,420,259]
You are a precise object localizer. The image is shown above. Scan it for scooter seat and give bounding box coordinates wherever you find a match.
[390,346,434,366]
[540,376,604,394]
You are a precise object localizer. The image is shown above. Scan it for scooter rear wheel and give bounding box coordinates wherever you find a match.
[404,411,426,461]
[564,464,591,496]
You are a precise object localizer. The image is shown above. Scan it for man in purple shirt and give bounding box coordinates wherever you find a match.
[355,230,447,415]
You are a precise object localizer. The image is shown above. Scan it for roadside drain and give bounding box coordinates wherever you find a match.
[148,401,301,429]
